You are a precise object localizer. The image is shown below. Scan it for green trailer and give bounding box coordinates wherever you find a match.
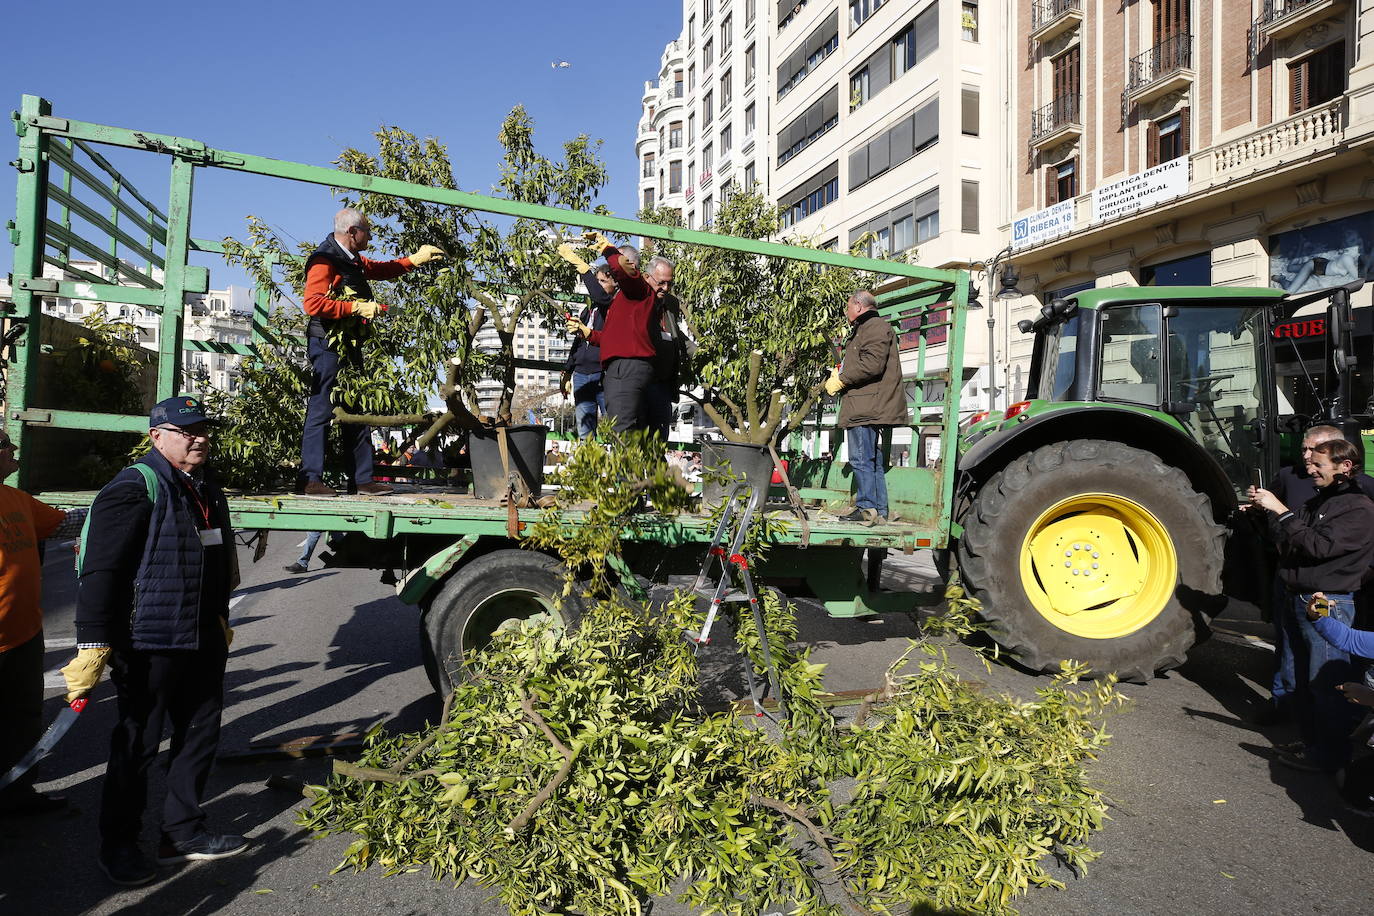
[5,96,968,693]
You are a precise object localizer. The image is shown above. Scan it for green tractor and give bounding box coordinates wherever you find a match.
[952,281,1365,682]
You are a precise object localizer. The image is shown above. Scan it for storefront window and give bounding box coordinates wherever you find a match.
[1141,251,1210,286]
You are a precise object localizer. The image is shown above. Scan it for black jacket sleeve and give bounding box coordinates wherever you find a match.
[75,476,152,646]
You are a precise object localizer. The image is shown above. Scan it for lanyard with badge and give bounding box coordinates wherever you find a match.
[182,478,224,546]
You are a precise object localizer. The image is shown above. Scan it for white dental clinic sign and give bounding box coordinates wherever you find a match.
[1091,157,1189,223]
[1011,200,1075,252]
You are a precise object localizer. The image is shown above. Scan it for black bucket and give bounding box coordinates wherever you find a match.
[467,425,548,500]
[700,440,775,506]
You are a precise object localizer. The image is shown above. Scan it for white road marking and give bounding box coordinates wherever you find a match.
[1210,625,1275,652]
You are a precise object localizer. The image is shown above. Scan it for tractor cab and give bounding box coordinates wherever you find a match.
[1016,286,1287,496]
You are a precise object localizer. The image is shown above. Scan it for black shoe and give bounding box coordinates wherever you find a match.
[157,831,248,864]
[1275,748,1333,773]
[99,843,156,887]
[0,788,68,816]
[837,508,873,523]
[283,562,308,574]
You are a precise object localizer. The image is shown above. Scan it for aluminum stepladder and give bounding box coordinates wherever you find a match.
[689,482,785,721]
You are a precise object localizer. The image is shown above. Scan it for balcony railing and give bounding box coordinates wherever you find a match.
[1031,0,1082,35]
[1207,99,1344,179]
[1256,0,1347,41]
[1127,33,1192,96]
[1030,95,1081,143]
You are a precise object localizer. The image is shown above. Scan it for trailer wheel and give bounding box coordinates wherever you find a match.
[419,550,587,695]
[956,440,1224,682]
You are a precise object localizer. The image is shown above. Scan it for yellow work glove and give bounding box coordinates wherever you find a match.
[407,244,445,266]
[566,315,592,338]
[822,368,844,397]
[583,230,615,252]
[560,374,573,398]
[60,646,110,703]
[351,300,382,320]
[557,243,591,274]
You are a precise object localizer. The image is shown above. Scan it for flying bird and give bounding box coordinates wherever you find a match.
[551,60,571,69]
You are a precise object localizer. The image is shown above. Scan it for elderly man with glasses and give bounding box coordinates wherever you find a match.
[61,396,245,886]
[0,431,86,818]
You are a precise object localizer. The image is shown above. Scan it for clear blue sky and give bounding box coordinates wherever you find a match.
[2,0,675,287]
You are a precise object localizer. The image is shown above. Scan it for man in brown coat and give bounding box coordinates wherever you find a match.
[823,290,908,523]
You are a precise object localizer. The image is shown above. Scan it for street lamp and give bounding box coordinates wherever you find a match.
[967,246,1023,413]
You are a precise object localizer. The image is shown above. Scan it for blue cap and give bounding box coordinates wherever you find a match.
[150,395,213,428]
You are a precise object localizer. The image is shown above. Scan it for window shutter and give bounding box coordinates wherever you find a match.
[961,181,979,233]
[1146,121,1160,169]
[1046,165,1059,205]
[1290,60,1308,114]
[1070,156,1079,197]
[1179,107,1191,155]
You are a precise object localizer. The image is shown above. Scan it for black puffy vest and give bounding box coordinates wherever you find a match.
[304,234,374,340]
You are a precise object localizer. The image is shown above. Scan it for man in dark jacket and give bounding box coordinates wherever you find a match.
[297,208,444,497]
[824,290,908,523]
[1251,436,1374,773]
[61,396,244,886]
[557,243,613,439]
[646,266,695,444]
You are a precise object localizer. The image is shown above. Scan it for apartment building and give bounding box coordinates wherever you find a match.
[638,0,1014,427]
[471,316,572,418]
[1004,0,1374,412]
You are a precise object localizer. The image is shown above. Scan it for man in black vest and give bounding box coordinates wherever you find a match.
[62,397,242,886]
[297,208,444,496]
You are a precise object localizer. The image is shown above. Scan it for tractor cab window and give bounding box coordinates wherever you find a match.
[1165,305,1268,492]
[1032,311,1081,401]
[1098,304,1162,405]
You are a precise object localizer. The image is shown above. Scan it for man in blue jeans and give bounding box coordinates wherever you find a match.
[557,244,613,439]
[823,291,908,524]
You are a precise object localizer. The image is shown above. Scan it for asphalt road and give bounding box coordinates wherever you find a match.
[2,535,1370,915]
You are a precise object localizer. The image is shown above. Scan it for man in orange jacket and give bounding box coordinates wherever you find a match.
[297,208,443,497]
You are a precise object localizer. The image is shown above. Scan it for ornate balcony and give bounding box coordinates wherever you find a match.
[1126,33,1193,105]
[1200,99,1345,183]
[1258,0,1348,41]
[1031,0,1082,43]
[1030,95,1082,149]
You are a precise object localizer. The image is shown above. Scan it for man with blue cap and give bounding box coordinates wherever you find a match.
[61,395,246,886]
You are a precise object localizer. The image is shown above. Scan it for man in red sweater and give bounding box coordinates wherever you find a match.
[567,233,674,434]
[298,208,443,496]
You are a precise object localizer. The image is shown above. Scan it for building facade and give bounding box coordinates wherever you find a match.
[472,315,572,419]
[1004,0,1374,412]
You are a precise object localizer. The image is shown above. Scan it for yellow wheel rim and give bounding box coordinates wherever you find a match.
[1019,493,1177,639]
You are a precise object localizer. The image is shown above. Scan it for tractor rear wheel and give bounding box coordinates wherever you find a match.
[419,550,587,695]
[956,440,1224,682]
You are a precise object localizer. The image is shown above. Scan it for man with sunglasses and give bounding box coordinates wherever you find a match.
[0,431,86,817]
[62,396,244,886]
[298,208,445,497]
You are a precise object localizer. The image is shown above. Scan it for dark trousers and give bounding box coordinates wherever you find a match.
[301,336,374,484]
[0,630,45,797]
[1287,591,1366,771]
[101,640,227,846]
[646,380,676,443]
[602,358,655,434]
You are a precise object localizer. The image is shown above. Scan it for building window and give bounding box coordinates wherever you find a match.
[721,14,732,52]
[746,0,756,26]
[704,37,714,70]
[744,161,756,186]
[704,91,714,126]
[847,97,938,191]
[780,162,840,227]
[703,195,714,227]
[961,180,979,233]
[670,121,683,148]
[704,143,714,171]
[644,188,656,210]
[779,0,809,31]
[688,211,697,230]
[721,69,733,110]
[674,71,684,99]
[744,102,756,136]
[670,160,683,193]
[642,153,655,178]
[689,63,696,92]
[1045,156,1078,204]
[848,5,937,110]
[849,0,886,32]
[745,44,756,84]
[1290,41,1346,114]
[704,0,713,23]
[721,124,732,153]
[689,161,696,189]
[778,87,841,166]
[962,87,979,136]
[1141,251,1211,286]
[850,188,939,253]
[778,10,840,100]
[1145,109,1189,167]
[962,1,978,41]
[689,113,696,145]
[689,14,696,47]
